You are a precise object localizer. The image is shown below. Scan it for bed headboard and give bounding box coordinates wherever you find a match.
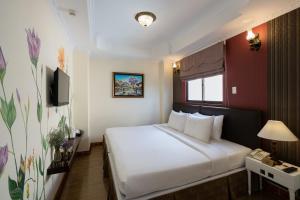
[173,103,262,149]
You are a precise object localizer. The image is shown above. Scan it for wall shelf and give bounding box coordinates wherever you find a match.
[47,131,83,175]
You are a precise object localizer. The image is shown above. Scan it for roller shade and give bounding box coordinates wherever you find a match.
[180,42,225,80]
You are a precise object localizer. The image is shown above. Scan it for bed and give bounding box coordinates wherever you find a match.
[103,103,262,200]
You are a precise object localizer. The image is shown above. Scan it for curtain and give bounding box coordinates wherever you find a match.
[180,42,224,80]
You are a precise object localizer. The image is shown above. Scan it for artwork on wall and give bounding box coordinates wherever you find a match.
[58,47,65,71]
[0,27,71,200]
[112,72,144,98]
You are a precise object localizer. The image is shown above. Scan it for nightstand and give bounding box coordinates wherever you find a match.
[246,156,300,200]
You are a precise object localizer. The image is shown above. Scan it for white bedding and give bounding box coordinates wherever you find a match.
[155,124,251,174]
[105,124,251,199]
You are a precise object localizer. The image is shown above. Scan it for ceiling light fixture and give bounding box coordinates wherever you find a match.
[135,11,156,27]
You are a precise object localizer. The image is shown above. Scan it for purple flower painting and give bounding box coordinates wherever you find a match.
[0,47,6,70]
[0,47,6,82]
[25,28,41,67]
[0,145,8,176]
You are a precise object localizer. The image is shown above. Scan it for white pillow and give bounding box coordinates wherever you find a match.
[212,115,224,140]
[168,111,187,132]
[184,114,214,143]
[193,113,224,140]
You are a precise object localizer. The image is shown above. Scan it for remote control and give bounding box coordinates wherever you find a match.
[282,167,298,173]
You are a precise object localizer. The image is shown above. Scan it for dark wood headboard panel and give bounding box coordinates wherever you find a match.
[173,103,262,149]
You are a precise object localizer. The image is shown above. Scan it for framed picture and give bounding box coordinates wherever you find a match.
[112,72,144,98]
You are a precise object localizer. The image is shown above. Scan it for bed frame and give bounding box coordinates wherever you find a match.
[103,103,262,200]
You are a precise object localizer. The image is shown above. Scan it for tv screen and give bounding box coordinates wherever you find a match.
[53,68,69,106]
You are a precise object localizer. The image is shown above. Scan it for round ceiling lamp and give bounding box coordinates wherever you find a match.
[135,11,156,27]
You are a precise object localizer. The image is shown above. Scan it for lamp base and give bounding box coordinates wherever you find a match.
[271,141,282,166]
[262,156,282,166]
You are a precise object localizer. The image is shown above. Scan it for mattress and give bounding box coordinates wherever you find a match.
[105,124,251,199]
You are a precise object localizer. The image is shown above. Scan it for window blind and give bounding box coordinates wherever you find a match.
[180,42,224,80]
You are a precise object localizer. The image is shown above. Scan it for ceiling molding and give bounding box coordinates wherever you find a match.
[52,0,300,60]
[170,0,300,60]
[169,0,249,55]
[87,0,96,43]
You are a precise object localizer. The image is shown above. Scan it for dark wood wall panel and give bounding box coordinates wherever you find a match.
[173,73,181,103]
[268,8,300,165]
[173,73,185,103]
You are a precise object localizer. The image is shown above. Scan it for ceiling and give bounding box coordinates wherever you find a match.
[52,0,300,60]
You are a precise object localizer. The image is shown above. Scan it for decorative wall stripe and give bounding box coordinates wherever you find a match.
[267,8,300,165]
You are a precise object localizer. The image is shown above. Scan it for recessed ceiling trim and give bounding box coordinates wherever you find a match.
[87,0,97,42]
[54,0,300,59]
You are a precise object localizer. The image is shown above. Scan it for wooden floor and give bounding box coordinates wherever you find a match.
[59,145,107,200]
[59,145,283,200]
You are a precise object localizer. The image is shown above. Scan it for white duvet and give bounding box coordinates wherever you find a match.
[105,124,251,199]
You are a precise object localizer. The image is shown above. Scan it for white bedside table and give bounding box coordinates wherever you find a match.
[246,156,300,200]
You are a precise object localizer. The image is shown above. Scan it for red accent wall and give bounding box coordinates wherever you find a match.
[225,23,268,116]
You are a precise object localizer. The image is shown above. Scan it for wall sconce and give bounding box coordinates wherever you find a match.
[246,29,261,51]
[173,62,180,74]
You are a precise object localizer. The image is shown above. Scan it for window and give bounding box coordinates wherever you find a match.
[187,74,223,102]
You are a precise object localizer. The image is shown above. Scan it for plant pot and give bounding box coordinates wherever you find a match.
[54,147,62,162]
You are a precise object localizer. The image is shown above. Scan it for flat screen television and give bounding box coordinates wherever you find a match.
[52,68,70,106]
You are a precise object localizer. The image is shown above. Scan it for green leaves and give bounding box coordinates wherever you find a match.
[38,156,44,176]
[0,68,6,82]
[37,101,42,122]
[41,135,48,152]
[0,95,16,129]
[58,115,66,130]
[18,156,25,192]
[7,95,16,129]
[8,176,23,200]
[8,156,26,200]
[0,96,6,124]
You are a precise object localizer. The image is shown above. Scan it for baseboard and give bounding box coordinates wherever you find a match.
[76,142,102,156]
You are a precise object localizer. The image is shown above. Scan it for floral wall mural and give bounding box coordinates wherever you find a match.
[0,1,73,199]
[0,28,67,200]
[0,144,8,177]
[58,48,65,72]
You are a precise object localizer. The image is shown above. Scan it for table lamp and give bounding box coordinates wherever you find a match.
[257,120,298,165]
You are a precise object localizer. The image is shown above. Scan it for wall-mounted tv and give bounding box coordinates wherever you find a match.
[52,68,70,106]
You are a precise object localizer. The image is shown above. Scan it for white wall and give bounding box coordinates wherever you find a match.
[89,56,161,142]
[73,49,90,151]
[160,59,174,123]
[0,1,73,200]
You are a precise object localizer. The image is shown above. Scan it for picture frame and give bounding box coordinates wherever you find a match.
[112,72,144,98]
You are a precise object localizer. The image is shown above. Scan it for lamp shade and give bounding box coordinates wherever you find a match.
[257,120,298,142]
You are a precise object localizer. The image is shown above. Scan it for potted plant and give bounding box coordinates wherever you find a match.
[48,128,65,162]
[62,139,73,161]
[58,115,72,139]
